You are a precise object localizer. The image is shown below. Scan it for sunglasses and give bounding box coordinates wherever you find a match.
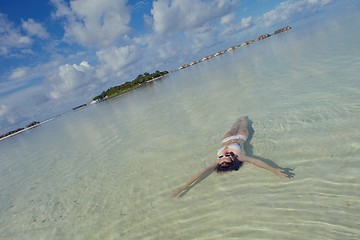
[218,153,234,160]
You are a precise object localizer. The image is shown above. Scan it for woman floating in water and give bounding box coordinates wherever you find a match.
[172,116,293,198]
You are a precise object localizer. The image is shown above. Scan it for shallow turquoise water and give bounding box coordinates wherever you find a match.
[0,2,360,240]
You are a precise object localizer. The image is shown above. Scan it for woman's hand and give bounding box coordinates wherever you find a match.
[171,186,186,198]
[274,168,289,179]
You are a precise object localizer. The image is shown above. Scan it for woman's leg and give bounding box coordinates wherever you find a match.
[223,116,249,139]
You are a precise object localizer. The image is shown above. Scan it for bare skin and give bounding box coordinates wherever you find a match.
[171,116,292,198]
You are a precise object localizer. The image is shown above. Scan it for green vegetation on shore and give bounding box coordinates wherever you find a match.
[0,121,40,140]
[93,70,169,101]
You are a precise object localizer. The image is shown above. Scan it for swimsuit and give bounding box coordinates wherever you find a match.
[221,135,247,143]
[217,143,242,156]
[217,135,247,156]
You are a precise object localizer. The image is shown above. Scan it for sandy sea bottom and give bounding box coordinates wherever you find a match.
[1,3,360,240]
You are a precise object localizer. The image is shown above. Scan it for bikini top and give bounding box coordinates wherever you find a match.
[217,142,242,156]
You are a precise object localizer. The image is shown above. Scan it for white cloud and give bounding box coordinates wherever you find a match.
[151,0,239,34]
[0,105,7,118]
[0,85,51,131]
[261,0,332,27]
[241,16,253,29]
[20,49,35,55]
[51,0,131,47]
[190,23,219,52]
[221,12,237,25]
[146,0,244,59]
[96,45,141,79]
[9,68,28,80]
[144,14,153,27]
[21,18,49,39]
[50,61,95,99]
[156,41,178,60]
[0,13,33,56]
[1,58,102,131]
[220,13,252,36]
[18,36,32,44]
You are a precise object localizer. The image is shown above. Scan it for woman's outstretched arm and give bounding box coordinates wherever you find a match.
[239,156,289,178]
[171,162,218,198]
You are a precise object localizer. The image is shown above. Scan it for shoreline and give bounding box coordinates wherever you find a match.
[103,75,166,100]
[0,117,56,142]
[0,124,40,142]
[90,70,170,104]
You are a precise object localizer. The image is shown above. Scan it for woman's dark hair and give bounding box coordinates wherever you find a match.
[216,158,243,172]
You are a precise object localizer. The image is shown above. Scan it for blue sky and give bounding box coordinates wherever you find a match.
[0,0,337,131]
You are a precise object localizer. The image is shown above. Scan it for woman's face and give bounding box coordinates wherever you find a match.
[218,153,233,165]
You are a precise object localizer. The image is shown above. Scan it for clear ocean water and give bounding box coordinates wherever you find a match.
[1,3,359,240]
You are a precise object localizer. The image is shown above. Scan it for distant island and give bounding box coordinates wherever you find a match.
[0,121,40,141]
[73,103,87,111]
[92,70,169,102]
